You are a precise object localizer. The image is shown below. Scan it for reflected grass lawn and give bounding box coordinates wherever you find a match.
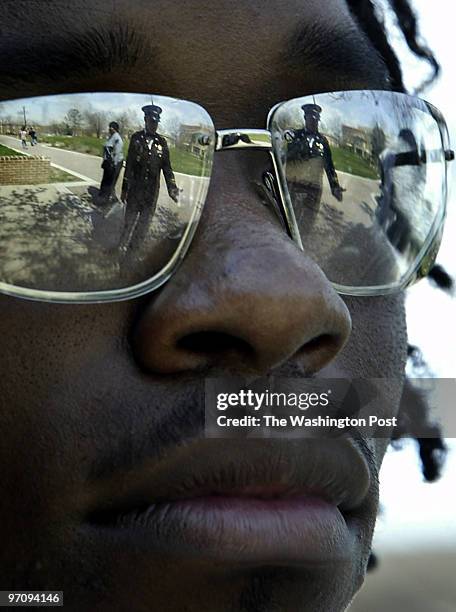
[40,135,105,156]
[0,144,26,157]
[169,147,211,177]
[332,147,379,180]
[49,167,80,182]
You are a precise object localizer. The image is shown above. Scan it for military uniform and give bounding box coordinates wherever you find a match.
[120,105,178,250]
[285,104,343,226]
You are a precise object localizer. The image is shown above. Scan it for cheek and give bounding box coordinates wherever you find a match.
[337,294,408,468]
[0,299,131,460]
[0,299,138,547]
[338,294,408,378]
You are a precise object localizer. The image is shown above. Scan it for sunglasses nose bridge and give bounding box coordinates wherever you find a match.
[214,129,297,242]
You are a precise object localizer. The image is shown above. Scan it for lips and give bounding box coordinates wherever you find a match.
[86,438,371,565]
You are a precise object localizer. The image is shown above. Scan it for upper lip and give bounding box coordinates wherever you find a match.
[86,437,371,524]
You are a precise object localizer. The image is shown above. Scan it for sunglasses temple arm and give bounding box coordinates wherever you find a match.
[393,149,455,167]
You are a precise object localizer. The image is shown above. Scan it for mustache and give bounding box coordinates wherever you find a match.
[84,345,316,481]
[85,371,380,491]
[86,378,205,481]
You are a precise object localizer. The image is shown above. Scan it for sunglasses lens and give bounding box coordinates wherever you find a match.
[270,91,447,292]
[0,93,214,297]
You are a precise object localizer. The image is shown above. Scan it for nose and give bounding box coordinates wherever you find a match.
[132,154,352,376]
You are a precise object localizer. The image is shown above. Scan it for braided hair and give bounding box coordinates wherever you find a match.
[347,0,440,92]
[346,0,452,569]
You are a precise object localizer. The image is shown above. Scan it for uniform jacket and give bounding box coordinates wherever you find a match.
[286,128,340,191]
[122,130,177,207]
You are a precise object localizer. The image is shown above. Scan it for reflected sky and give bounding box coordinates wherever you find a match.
[0,92,212,136]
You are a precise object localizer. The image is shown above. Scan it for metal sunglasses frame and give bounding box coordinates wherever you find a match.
[0,91,453,304]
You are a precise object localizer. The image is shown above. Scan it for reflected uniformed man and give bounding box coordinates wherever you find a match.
[120,104,179,251]
[285,104,344,224]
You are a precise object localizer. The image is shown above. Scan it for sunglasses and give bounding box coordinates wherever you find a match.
[0,90,452,303]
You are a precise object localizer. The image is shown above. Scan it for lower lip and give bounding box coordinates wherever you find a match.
[95,495,355,565]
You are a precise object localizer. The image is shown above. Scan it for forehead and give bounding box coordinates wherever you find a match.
[1,0,389,124]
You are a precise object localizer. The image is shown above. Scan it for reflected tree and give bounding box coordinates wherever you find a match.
[84,109,109,139]
[64,108,84,136]
[371,123,386,158]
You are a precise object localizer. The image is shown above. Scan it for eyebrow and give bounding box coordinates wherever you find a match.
[284,21,390,88]
[0,21,160,91]
[0,12,390,101]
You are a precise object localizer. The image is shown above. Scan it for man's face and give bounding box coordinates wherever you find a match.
[305,112,320,132]
[145,115,159,135]
[0,1,407,611]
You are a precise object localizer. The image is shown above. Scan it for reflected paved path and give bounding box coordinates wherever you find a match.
[321,170,380,226]
[0,134,210,223]
[0,134,102,182]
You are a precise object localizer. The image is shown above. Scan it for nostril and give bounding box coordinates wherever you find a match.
[177,330,255,357]
[298,333,340,356]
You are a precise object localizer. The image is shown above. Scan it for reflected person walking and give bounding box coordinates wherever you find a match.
[98,121,124,203]
[120,105,179,252]
[19,126,28,149]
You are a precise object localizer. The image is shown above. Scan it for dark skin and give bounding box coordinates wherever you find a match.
[145,116,159,136]
[305,114,319,134]
[0,1,407,610]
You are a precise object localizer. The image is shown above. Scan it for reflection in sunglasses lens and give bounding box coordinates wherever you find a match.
[271,91,446,291]
[0,93,215,295]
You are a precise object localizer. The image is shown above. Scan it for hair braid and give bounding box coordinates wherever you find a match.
[346,0,405,90]
[388,0,440,92]
[344,0,451,573]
